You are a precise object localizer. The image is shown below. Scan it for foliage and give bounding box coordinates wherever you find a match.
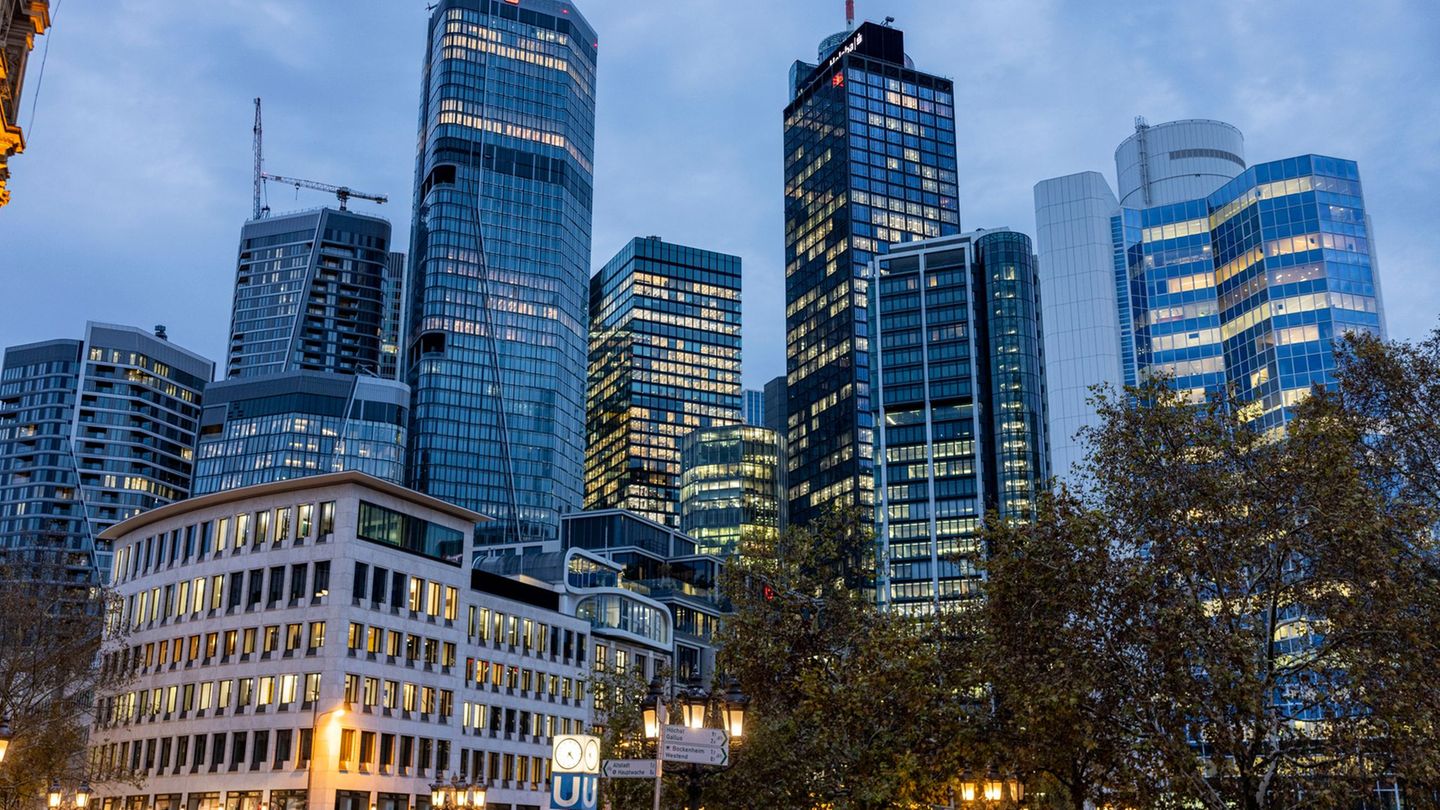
[981,372,1440,810]
[0,552,130,810]
[709,507,983,810]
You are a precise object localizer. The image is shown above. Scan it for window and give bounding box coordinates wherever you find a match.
[268,567,285,606]
[445,587,458,621]
[408,578,422,612]
[258,676,274,705]
[304,673,321,703]
[313,562,330,599]
[242,628,256,655]
[356,501,463,562]
[236,513,250,548]
[297,503,313,538]
[366,626,383,654]
[319,501,335,537]
[237,678,254,707]
[359,731,375,770]
[308,621,326,650]
[363,677,379,707]
[256,510,270,546]
[348,623,363,650]
[285,624,302,652]
[279,674,298,704]
[289,564,307,603]
[338,729,355,769]
[274,507,292,543]
[212,575,225,610]
[353,562,369,601]
[426,581,441,616]
[263,626,280,654]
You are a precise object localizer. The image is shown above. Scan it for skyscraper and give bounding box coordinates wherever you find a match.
[1036,119,1385,480]
[0,0,50,208]
[406,0,598,543]
[192,372,409,496]
[762,374,787,438]
[227,208,393,379]
[380,251,407,380]
[742,389,765,427]
[783,19,960,527]
[870,230,1049,615]
[0,323,213,582]
[585,237,742,528]
[680,424,787,558]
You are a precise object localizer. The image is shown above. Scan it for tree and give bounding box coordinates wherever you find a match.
[0,551,129,810]
[979,491,1149,810]
[710,507,982,810]
[988,378,1438,810]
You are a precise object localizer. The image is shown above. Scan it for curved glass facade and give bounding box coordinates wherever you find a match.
[406,0,597,543]
[679,425,786,558]
[574,593,670,648]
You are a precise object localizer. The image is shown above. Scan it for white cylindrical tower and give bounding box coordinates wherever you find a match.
[1115,118,1246,208]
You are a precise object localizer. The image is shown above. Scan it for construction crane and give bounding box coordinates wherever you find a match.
[259,172,388,212]
[251,97,387,215]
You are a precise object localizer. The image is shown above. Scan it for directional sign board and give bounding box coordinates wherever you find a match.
[603,759,658,779]
[661,737,730,766]
[662,725,727,747]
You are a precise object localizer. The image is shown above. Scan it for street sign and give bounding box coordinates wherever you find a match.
[661,738,730,766]
[603,759,659,779]
[550,772,598,810]
[661,725,727,747]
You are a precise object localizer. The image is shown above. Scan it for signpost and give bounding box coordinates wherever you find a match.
[602,759,658,779]
[661,738,730,767]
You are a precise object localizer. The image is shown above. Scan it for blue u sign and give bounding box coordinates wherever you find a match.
[550,772,598,810]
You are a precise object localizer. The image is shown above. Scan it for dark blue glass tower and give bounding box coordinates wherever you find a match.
[406,0,597,543]
[783,21,961,528]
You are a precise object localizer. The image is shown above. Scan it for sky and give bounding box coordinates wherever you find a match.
[1,0,1437,389]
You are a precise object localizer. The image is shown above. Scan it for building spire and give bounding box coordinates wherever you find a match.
[846,0,855,29]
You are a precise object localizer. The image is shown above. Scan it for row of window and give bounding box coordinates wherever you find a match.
[119,560,332,630]
[114,500,338,584]
[105,620,328,680]
[100,672,322,728]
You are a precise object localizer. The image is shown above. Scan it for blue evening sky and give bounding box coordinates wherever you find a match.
[1,0,1436,388]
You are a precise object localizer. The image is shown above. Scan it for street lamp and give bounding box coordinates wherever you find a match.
[721,679,749,740]
[0,718,11,765]
[48,781,89,810]
[430,772,485,810]
[957,768,1023,806]
[641,675,749,810]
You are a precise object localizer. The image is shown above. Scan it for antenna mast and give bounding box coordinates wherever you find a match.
[846,0,855,28]
[253,97,264,219]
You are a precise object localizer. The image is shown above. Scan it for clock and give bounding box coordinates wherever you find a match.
[553,736,584,772]
[582,737,601,773]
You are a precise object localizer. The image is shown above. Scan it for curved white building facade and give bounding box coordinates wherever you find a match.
[1115,118,1246,208]
[89,472,593,810]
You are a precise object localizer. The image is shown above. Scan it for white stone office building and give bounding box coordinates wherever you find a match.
[89,472,594,810]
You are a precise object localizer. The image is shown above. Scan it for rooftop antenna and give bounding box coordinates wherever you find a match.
[845,0,854,29]
[882,15,895,27]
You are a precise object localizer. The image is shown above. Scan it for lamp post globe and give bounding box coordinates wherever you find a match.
[721,679,749,740]
[680,675,707,730]
[0,718,11,765]
[429,772,449,808]
[48,780,62,809]
[641,676,664,740]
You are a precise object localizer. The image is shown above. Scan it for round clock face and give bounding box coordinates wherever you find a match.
[554,737,584,772]
[582,738,601,772]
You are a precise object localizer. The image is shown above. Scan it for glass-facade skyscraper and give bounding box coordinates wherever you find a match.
[0,323,212,583]
[680,424,787,559]
[227,208,393,379]
[406,0,597,543]
[192,371,408,495]
[585,237,742,528]
[870,231,1049,615]
[1035,119,1384,480]
[783,21,960,527]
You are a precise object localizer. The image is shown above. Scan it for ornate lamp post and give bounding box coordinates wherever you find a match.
[957,768,1024,807]
[0,718,12,765]
[47,781,91,810]
[429,771,485,810]
[640,675,749,810]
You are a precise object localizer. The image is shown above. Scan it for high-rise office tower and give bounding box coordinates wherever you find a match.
[783,19,960,527]
[380,251,406,380]
[1036,119,1384,480]
[406,0,598,543]
[680,424,787,558]
[742,389,765,427]
[585,237,742,527]
[0,323,213,582]
[0,0,51,208]
[762,374,787,438]
[192,372,409,496]
[227,208,393,379]
[871,230,1049,615]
